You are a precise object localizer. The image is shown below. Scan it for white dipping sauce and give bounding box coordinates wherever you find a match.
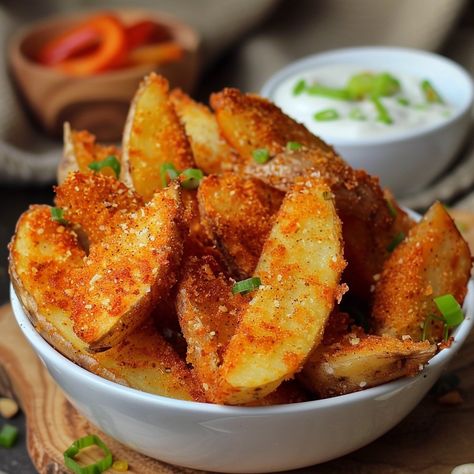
[273,65,453,142]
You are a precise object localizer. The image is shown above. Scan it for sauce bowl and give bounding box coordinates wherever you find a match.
[261,47,473,197]
[10,280,474,473]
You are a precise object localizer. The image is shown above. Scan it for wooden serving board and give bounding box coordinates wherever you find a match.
[1,302,473,474]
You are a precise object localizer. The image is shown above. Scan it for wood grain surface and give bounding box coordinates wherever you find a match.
[0,302,473,474]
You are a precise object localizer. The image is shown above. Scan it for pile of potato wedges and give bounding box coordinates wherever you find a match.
[9,73,472,405]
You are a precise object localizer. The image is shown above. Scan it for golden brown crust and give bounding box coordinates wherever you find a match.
[170,88,236,175]
[198,173,284,278]
[372,202,472,341]
[121,73,195,200]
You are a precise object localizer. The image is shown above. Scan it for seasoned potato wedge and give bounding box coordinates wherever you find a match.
[301,334,436,398]
[10,183,185,351]
[121,73,195,200]
[58,123,121,184]
[373,202,472,341]
[198,173,284,278]
[55,172,143,245]
[210,88,412,298]
[176,254,308,404]
[217,177,346,404]
[210,88,333,160]
[170,88,235,175]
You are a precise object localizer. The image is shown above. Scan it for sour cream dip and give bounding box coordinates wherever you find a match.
[272,65,454,142]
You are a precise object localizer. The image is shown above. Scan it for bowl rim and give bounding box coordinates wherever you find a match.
[8,7,201,81]
[10,278,474,416]
[260,46,474,147]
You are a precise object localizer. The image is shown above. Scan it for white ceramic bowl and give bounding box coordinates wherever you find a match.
[261,47,474,197]
[10,282,474,473]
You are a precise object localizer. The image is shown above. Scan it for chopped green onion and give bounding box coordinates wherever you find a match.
[252,148,270,164]
[180,168,204,190]
[372,73,400,98]
[306,84,351,101]
[314,109,340,121]
[293,79,307,96]
[88,155,121,179]
[346,72,376,100]
[421,80,444,104]
[0,424,18,448]
[232,277,261,295]
[385,198,397,218]
[160,163,180,188]
[434,294,464,328]
[51,207,68,225]
[286,141,302,151]
[348,108,367,121]
[397,97,410,106]
[386,231,405,252]
[372,97,393,124]
[347,72,400,100]
[64,434,112,474]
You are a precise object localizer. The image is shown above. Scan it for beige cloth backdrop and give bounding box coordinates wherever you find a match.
[0,0,472,209]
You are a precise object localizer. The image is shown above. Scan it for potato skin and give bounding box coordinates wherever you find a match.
[372,202,472,341]
[198,173,284,278]
[301,334,436,398]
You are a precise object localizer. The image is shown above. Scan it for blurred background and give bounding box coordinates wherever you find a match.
[0,1,472,471]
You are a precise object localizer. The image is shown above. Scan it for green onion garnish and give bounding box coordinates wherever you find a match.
[286,141,302,151]
[348,108,367,121]
[434,294,464,328]
[421,80,444,104]
[112,459,129,472]
[386,231,405,252]
[372,97,393,124]
[64,434,113,474]
[0,424,18,448]
[372,73,400,98]
[180,168,204,190]
[397,97,410,106]
[293,79,307,96]
[385,198,397,218]
[232,277,261,295]
[88,155,121,179]
[160,163,180,188]
[306,84,351,101]
[314,109,340,121]
[252,148,270,164]
[346,72,400,100]
[51,207,68,225]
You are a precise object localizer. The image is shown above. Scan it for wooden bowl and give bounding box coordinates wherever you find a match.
[9,9,201,142]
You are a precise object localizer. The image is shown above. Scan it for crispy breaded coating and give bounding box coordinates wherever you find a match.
[217,177,346,404]
[58,123,120,184]
[211,88,333,159]
[301,334,436,398]
[170,88,236,175]
[55,172,143,245]
[198,173,284,278]
[372,202,472,341]
[210,88,413,298]
[121,73,195,200]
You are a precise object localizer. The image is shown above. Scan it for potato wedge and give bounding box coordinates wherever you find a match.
[121,73,195,200]
[170,88,235,175]
[55,172,143,246]
[176,254,309,404]
[10,183,185,351]
[210,88,333,160]
[58,123,121,184]
[198,173,284,278]
[301,334,436,398]
[217,177,346,404]
[210,88,412,298]
[372,202,472,341]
